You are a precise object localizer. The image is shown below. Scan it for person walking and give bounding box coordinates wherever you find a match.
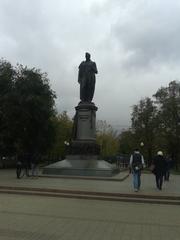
[31,153,39,178]
[164,155,173,181]
[129,149,145,192]
[152,151,166,190]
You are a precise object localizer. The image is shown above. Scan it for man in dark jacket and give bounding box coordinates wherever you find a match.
[153,151,166,190]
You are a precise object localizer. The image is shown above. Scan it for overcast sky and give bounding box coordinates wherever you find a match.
[0,0,180,129]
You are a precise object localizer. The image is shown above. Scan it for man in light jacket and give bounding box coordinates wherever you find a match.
[129,149,145,192]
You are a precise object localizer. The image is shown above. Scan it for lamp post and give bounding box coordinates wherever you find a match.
[64,141,70,146]
[140,142,144,160]
[64,141,70,157]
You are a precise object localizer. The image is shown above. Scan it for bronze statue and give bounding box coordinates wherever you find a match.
[78,52,98,102]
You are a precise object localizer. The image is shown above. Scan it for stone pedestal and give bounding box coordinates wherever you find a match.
[42,102,119,177]
[70,102,100,155]
[42,159,118,177]
[75,102,97,141]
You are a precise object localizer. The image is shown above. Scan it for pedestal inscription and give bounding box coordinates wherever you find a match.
[75,102,97,141]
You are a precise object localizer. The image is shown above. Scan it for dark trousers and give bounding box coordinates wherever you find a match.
[155,173,163,190]
[164,170,170,181]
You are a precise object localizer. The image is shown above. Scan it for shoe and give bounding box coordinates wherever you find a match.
[134,189,138,192]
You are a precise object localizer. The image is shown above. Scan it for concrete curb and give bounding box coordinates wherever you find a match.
[0,185,179,205]
[39,173,130,182]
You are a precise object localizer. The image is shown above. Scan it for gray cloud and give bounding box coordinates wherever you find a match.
[0,0,180,129]
[112,0,180,69]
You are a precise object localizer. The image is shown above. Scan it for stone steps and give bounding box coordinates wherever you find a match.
[0,185,179,205]
[39,172,129,181]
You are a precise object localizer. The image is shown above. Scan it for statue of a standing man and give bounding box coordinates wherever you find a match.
[78,52,98,102]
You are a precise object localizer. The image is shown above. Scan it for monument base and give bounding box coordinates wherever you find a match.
[69,140,100,155]
[42,158,119,177]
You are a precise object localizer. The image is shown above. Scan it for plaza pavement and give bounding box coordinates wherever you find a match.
[0,169,180,239]
[0,169,180,197]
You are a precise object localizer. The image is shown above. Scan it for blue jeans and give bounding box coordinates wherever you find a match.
[133,170,141,189]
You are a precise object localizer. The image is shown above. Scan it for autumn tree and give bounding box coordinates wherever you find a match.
[0,60,15,155]
[96,120,119,158]
[0,59,56,158]
[49,111,73,159]
[153,80,180,168]
[118,129,136,154]
[131,97,158,164]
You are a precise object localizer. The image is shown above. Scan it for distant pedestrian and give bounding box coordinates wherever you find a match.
[24,153,31,177]
[31,153,39,178]
[116,156,122,169]
[152,151,166,190]
[16,153,29,179]
[129,149,145,192]
[164,155,173,181]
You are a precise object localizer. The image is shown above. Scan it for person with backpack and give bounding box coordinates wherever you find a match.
[129,149,145,192]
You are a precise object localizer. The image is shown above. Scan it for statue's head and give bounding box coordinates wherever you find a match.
[85,52,91,61]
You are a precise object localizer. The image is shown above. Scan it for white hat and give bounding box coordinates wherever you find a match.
[157,151,163,156]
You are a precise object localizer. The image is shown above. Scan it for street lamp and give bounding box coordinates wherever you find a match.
[140,142,144,147]
[64,141,70,158]
[64,141,70,146]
